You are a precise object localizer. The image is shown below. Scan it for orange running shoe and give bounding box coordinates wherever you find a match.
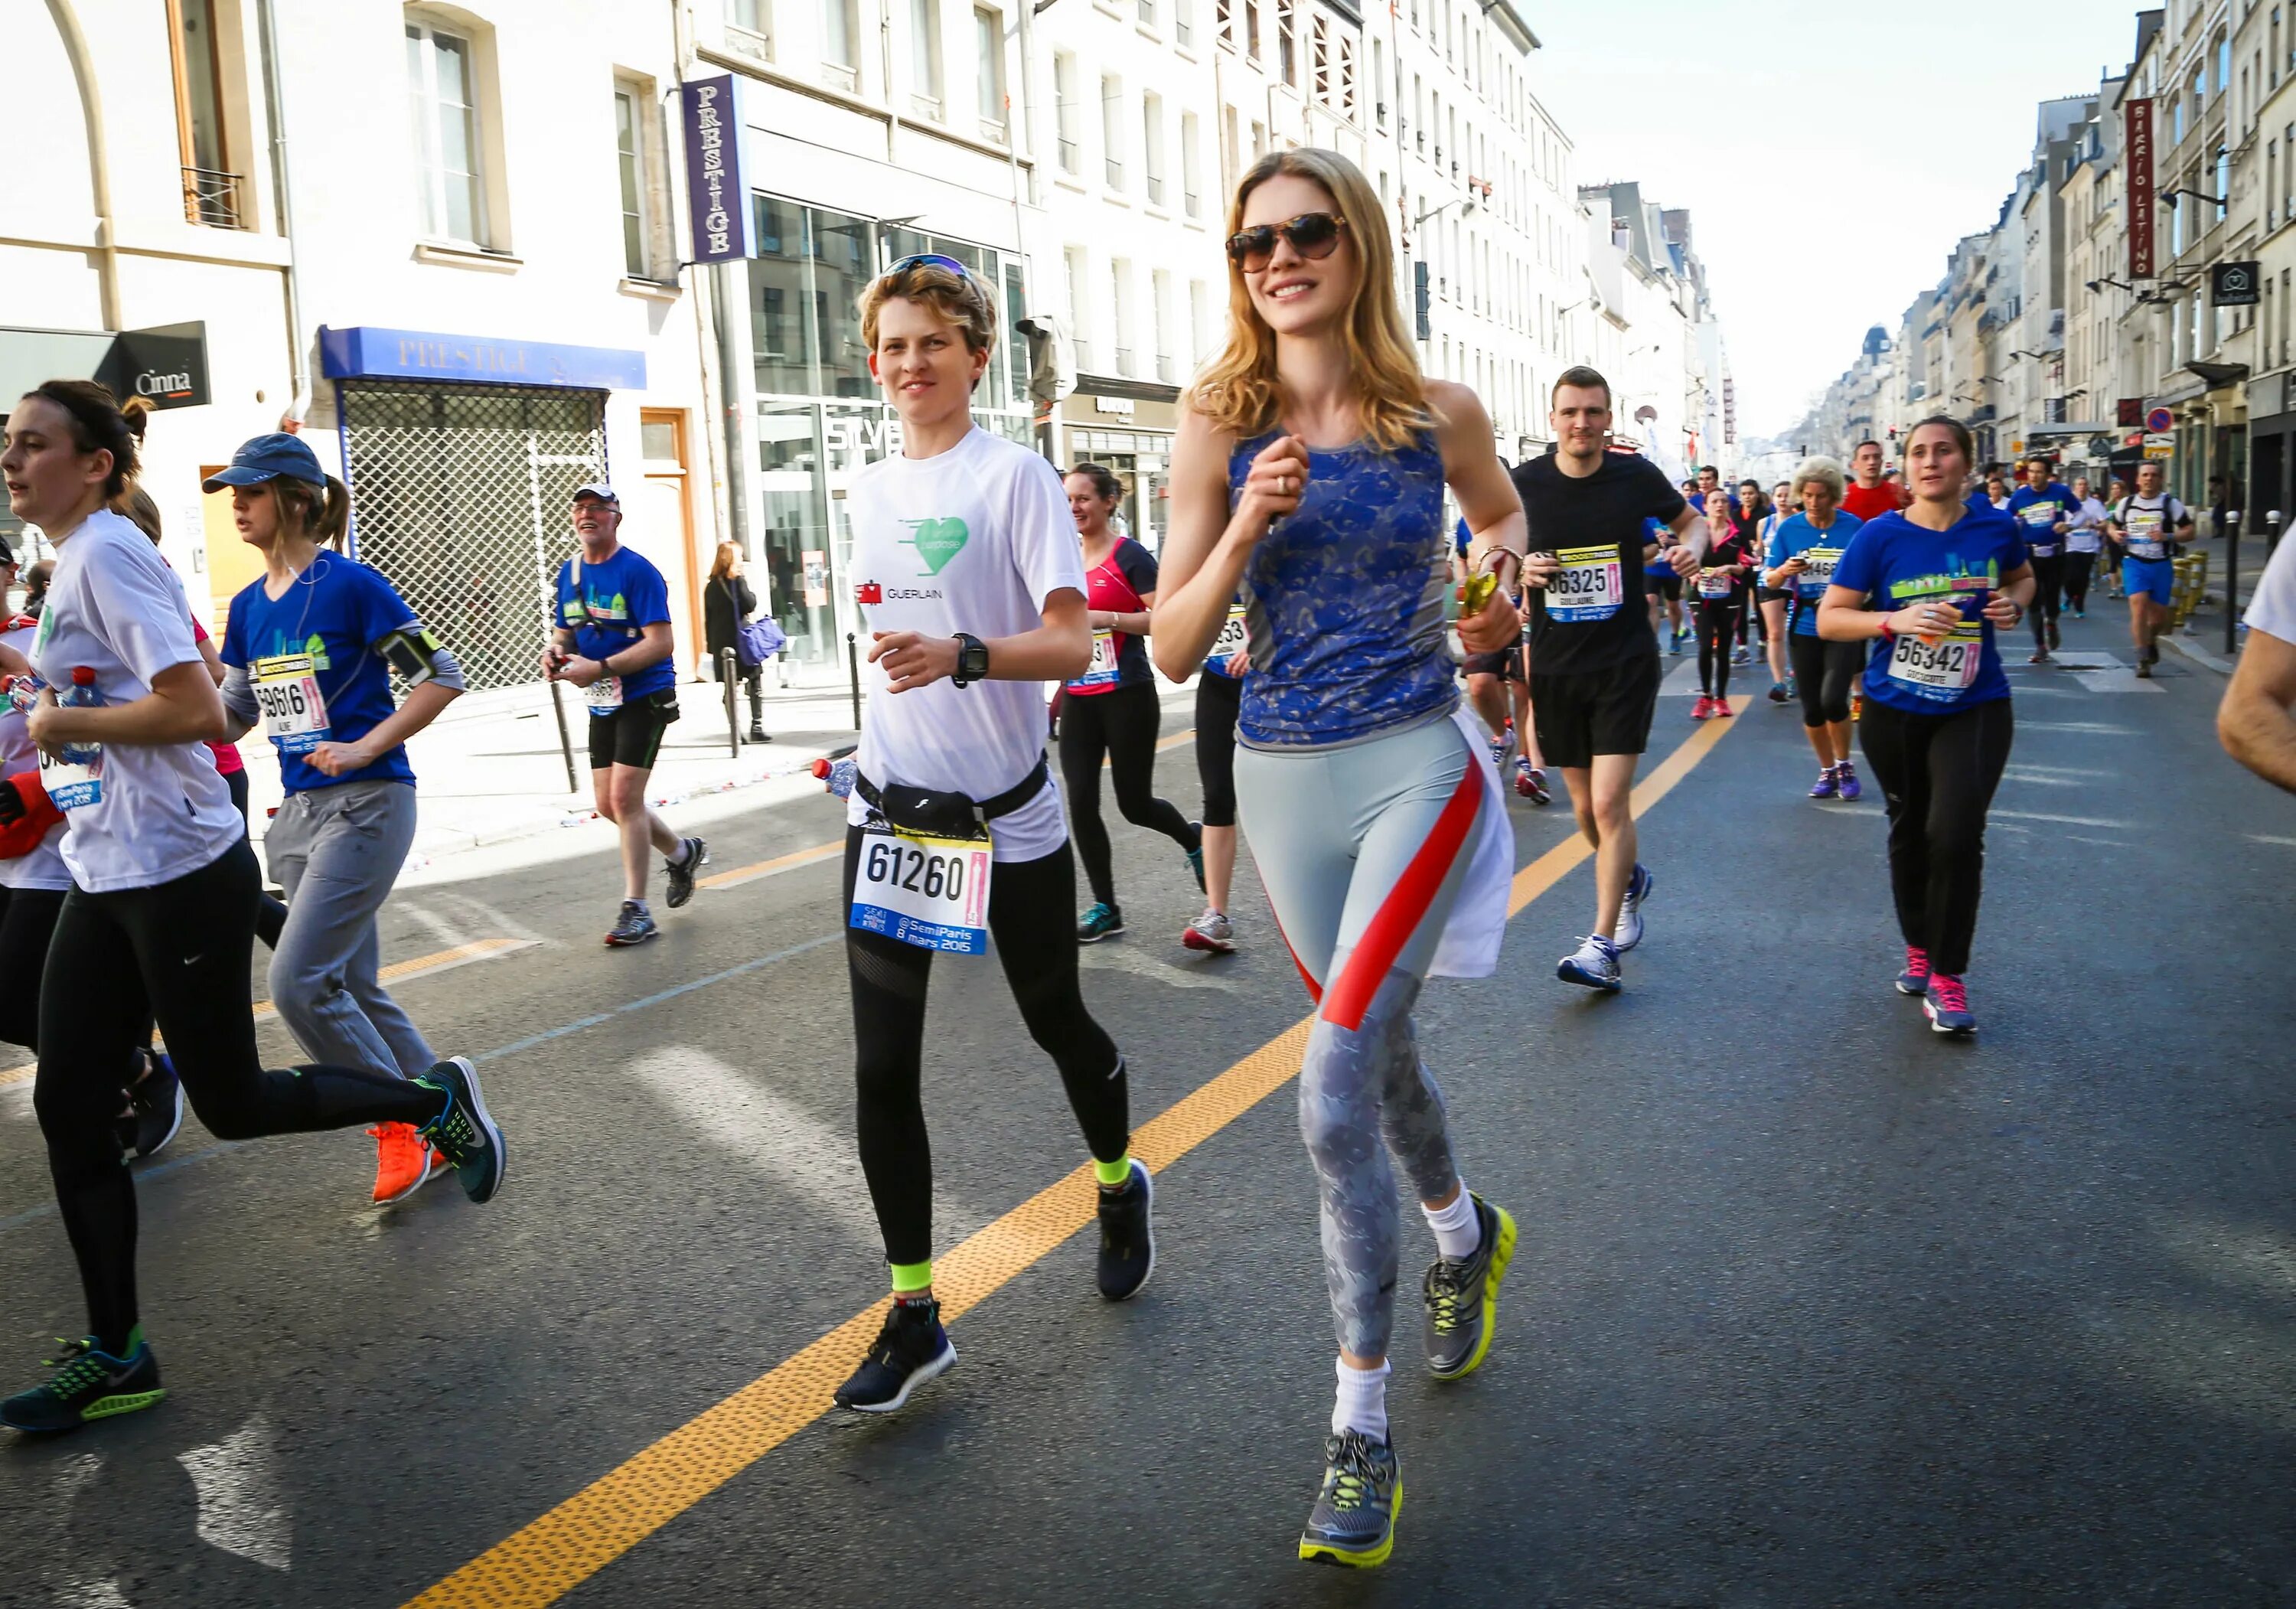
[370,1122,431,1204]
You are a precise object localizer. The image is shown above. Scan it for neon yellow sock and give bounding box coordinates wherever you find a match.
[1094,1154,1134,1188]
[889,1260,933,1295]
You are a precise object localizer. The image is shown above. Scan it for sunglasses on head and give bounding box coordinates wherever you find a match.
[1225,212,1348,273]
[884,253,974,282]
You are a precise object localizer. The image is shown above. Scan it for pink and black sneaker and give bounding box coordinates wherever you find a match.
[1894,945,1931,997]
[1923,973,1976,1035]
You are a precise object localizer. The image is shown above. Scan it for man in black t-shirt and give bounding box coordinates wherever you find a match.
[1512,366,1708,994]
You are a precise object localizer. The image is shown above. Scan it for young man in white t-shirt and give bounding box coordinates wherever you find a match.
[828,255,1154,1415]
[2103,460,2195,676]
[2220,534,2296,791]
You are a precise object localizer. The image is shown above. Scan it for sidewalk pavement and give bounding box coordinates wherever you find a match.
[238,675,864,871]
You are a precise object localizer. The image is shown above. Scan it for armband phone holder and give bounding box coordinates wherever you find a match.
[379,628,442,685]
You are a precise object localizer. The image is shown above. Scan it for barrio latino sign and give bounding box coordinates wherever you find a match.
[2127,96,2154,280]
[680,75,754,265]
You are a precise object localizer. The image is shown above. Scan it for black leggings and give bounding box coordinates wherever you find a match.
[1696,597,1744,697]
[0,884,64,1052]
[1056,680,1199,912]
[1856,697,2014,977]
[2063,550,2096,612]
[34,840,444,1353]
[843,827,1127,1267]
[2029,554,2066,645]
[713,655,765,727]
[1195,671,1241,829]
[223,767,289,950]
[1789,632,1864,729]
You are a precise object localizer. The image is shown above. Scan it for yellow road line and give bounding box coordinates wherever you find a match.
[694,727,1198,892]
[406,715,1736,1609]
[0,938,540,1090]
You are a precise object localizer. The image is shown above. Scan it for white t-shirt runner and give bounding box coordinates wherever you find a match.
[2115,494,2188,563]
[843,426,1087,863]
[2245,530,2296,645]
[0,618,70,892]
[30,510,241,893]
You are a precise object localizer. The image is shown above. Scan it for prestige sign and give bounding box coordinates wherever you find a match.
[2127,97,2154,280]
[680,75,753,264]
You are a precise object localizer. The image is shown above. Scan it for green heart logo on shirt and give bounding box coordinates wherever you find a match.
[902,517,970,575]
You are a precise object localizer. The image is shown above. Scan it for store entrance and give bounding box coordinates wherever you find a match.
[753,400,899,686]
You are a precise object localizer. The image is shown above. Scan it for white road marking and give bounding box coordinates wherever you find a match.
[2067,834,2127,846]
[2046,650,2122,669]
[2247,834,2296,847]
[1992,808,2125,827]
[2070,667,2167,694]
[628,1046,983,1244]
[435,892,550,945]
[1078,940,1247,994]
[176,1416,291,1571]
[2004,763,2113,778]
[2019,720,2139,734]
[1998,771,2087,788]
[393,902,472,953]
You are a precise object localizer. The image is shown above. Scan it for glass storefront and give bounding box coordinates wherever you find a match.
[1065,425,1172,550]
[725,197,1031,685]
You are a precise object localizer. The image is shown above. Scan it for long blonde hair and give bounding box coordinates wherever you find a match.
[709,540,743,582]
[1187,148,1431,453]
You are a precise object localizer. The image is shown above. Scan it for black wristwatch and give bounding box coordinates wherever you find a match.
[951,632,990,688]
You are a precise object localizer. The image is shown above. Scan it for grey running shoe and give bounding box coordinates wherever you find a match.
[1614,861,1653,951]
[1182,909,1235,954]
[664,836,708,909]
[1298,1431,1402,1568]
[605,900,659,946]
[1423,1193,1518,1379]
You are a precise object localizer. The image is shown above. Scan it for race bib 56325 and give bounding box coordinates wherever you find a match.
[1548,545,1625,623]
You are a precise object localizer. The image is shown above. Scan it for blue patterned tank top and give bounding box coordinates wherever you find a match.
[1226,429,1456,748]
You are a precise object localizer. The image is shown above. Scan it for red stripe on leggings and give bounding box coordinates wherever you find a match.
[1318,756,1482,1033]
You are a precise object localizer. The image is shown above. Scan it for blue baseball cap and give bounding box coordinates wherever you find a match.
[202,432,327,491]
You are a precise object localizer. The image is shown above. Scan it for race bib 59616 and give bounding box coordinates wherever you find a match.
[253,651,331,754]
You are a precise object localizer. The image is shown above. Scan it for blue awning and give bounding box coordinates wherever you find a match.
[319,325,645,391]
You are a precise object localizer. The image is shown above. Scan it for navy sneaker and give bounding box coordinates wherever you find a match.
[664,836,709,909]
[1614,862,1653,951]
[1078,902,1125,943]
[1895,945,1931,997]
[1835,761,1863,801]
[1,1336,164,1434]
[413,1056,507,1203]
[605,900,659,946]
[1557,934,1622,992]
[1422,1193,1517,1380]
[835,1297,955,1414]
[1923,974,1977,1035]
[128,1051,184,1160]
[1808,765,1841,800]
[1095,1159,1156,1301]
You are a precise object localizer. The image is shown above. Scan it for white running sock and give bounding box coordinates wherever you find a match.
[1423,1186,1481,1259]
[1332,1356,1391,1441]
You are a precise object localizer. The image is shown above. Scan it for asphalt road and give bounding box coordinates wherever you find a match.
[2,616,2293,1608]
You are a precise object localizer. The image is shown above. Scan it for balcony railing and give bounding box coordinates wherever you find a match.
[182,165,246,229]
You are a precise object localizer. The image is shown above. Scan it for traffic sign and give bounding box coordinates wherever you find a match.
[2144,432,2174,459]
[2146,406,2174,432]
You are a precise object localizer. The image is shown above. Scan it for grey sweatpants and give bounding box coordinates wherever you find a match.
[263,778,433,1082]
[1235,713,1479,1359]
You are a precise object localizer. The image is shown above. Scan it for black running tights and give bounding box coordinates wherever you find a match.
[1057,680,1199,912]
[843,829,1128,1268]
[2028,554,2066,646]
[1788,632,1864,729]
[1696,598,1743,698]
[1855,697,2014,977]
[34,841,443,1353]
[2063,550,2095,613]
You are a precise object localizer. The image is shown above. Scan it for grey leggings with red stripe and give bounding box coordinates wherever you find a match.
[1234,710,1477,1359]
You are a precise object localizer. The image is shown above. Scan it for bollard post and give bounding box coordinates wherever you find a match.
[846,631,863,732]
[2226,508,2244,655]
[720,647,741,756]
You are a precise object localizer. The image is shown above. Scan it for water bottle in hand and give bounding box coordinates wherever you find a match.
[810,756,858,798]
[59,667,103,766]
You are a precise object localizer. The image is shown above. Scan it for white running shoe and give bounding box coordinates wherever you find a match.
[1557,935,1622,991]
[1486,728,1515,772]
[1614,863,1653,952]
[1182,909,1236,954]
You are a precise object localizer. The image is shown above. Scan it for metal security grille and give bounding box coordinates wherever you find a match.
[337,381,606,691]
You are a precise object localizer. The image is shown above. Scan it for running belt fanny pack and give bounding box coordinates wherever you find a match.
[855,754,1050,837]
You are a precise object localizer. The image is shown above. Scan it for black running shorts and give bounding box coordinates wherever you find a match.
[1642,571,1681,602]
[1531,651,1662,769]
[1461,646,1525,682]
[588,687,680,772]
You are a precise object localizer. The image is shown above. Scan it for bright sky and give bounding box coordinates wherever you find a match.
[1529,0,2148,440]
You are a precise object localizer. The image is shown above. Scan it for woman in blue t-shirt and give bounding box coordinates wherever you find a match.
[1763,456,1866,799]
[213,432,473,1205]
[1818,416,2035,1036]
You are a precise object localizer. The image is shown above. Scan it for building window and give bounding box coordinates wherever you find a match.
[1138,0,1156,25]
[824,0,859,68]
[910,0,944,119]
[1181,112,1202,217]
[1338,32,1355,118]
[725,0,773,60]
[168,0,242,227]
[614,86,649,278]
[1102,75,1124,190]
[976,8,1007,142]
[1190,278,1212,368]
[2219,34,2232,95]
[1312,15,1329,104]
[2215,145,2230,223]
[1246,0,1260,60]
[1143,94,1165,206]
[1277,0,1296,85]
[1372,38,1386,126]
[1065,246,1091,368]
[1173,0,1191,47]
[1216,0,1232,49]
[406,20,487,245]
[1110,260,1134,374]
[1153,269,1174,381]
[1055,54,1080,171]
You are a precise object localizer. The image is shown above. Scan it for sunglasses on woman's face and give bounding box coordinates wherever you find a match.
[1225,212,1349,273]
